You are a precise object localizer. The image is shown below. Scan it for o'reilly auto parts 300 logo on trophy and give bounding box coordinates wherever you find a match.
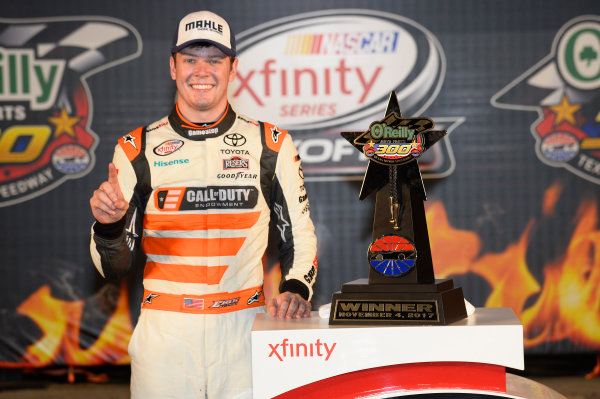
[0,17,141,207]
[362,115,432,165]
[230,9,463,181]
[492,16,600,185]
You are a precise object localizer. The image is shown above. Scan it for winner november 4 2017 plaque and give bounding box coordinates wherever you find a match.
[329,91,467,326]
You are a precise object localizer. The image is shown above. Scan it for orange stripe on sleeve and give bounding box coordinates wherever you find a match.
[144,212,260,231]
[142,236,246,257]
[144,262,228,285]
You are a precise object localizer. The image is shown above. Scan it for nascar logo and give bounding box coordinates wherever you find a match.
[230,10,461,182]
[230,9,446,131]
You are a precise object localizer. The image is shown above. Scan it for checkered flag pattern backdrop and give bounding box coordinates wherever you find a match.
[0,17,141,75]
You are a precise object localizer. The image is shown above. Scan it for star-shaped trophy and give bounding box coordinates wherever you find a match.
[329,91,467,325]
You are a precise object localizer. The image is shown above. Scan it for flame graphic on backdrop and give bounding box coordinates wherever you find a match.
[0,282,132,368]
[428,182,600,349]
[2,182,599,368]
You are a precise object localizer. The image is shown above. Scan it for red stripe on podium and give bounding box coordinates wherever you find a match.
[274,362,506,398]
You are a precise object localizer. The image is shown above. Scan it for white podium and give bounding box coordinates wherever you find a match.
[251,307,566,398]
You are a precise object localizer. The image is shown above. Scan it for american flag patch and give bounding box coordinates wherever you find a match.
[183,298,204,309]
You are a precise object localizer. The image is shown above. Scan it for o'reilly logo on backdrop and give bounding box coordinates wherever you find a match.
[492,16,600,185]
[230,10,462,181]
[0,17,141,207]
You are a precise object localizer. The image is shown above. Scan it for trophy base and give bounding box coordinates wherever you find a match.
[328,278,467,326]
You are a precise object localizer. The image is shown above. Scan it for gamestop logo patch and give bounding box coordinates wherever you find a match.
[154,139,184,156]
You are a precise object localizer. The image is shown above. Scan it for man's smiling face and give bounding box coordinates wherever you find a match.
[170,44,238,122]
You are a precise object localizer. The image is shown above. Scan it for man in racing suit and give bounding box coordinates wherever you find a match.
[89,10,317,399]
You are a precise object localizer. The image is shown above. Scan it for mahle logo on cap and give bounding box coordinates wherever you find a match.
[230,9,462,181]
[184,19,224,35]
[174,11,234,55]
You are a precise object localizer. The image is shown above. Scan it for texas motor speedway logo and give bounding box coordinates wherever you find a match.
[0,17,141,206]
[492,16,600,185]
[229,10,462,181]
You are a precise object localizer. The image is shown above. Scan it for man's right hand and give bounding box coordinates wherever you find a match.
[90,163,128,224]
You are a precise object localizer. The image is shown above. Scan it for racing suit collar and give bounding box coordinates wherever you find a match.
[168,102,237,140]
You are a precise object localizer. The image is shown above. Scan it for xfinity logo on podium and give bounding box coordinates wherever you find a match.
[268,338,336,361]
[231,10,462,181]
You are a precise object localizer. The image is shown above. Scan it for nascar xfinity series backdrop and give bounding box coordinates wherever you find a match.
[1,0,599,368]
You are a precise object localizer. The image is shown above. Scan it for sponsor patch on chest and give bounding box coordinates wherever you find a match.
[223,156,249,170]
[155,186,259,210]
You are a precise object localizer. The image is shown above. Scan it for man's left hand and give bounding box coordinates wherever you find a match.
[268,292,311,319]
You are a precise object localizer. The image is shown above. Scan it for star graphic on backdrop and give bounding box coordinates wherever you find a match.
[48,108,80,138]
[341,91,447,201]
[550,96,581,125]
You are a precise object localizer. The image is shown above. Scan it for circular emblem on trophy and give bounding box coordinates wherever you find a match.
[368,235,417,277]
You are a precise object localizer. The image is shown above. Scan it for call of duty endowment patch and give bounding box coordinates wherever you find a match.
[0,17,141,207]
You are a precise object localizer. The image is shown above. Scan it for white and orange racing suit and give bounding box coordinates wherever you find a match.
[90,104,317,398]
